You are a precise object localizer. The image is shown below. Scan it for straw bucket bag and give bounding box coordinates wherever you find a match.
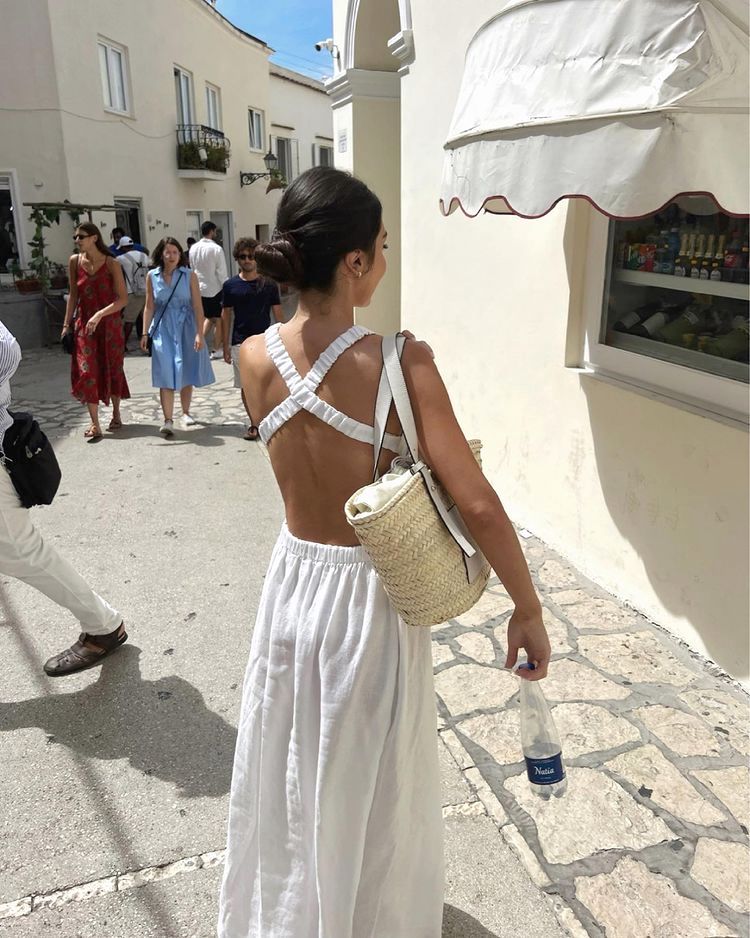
[344,334,490,627]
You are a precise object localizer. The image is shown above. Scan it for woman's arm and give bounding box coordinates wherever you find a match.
[139,275,154,350]
[85,258,128,334]
[62,255,78,336]
[189,271,205,350]
[401,340,550,680]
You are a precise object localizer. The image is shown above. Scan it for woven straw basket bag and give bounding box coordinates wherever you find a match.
[345,334,490,627]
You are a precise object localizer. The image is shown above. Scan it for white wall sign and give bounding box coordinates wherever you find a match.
[338,129,347,153]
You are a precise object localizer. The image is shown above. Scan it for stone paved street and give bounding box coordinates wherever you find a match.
[1,346,748,937]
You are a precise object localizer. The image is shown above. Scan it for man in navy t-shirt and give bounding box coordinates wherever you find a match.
[221,237,282,440]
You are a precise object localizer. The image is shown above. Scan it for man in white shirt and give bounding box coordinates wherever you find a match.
[188,221,228,359]
[0,321,126,676]
[116,236,150,346]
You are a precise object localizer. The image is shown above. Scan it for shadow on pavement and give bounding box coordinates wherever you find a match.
[0,644,236,798]
[443,905,500,937]
[91,424,252,448]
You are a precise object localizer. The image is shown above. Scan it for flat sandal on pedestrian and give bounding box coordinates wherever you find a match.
[43,622,128,677]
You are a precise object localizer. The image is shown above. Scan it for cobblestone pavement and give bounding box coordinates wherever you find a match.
[5,346,750,937]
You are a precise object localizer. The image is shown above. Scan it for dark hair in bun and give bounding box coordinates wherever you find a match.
[254,167,382,292]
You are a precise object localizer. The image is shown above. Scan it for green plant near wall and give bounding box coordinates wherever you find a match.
[205,144,229,173]
[26,206,61,293]
[178,142,203,169]
[177,141,229,173]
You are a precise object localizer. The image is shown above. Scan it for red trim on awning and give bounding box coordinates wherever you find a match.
[439,191,750,221]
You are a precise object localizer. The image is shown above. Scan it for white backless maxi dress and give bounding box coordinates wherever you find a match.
[218,324,444,938]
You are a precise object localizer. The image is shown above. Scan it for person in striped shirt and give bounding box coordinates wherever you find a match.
[0,321,127,676]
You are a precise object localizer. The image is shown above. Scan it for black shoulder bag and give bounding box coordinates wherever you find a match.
[2,411,62,508]
[146,270,184,356]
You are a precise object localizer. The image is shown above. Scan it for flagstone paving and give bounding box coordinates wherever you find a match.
[433,563,750,938]
[9,346,750,938]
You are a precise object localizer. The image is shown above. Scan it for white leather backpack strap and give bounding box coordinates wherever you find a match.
[382,333,418,461]
[382,334,478,562]
[372,334,406,480]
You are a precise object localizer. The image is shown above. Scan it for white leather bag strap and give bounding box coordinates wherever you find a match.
[371,333,406,481]
[381,334,478,561]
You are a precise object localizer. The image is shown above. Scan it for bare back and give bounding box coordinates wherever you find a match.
[240,321,404,546]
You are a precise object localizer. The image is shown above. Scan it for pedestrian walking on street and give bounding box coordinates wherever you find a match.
[188,221,228,359]
[218,167,551,938]
[115,236,150,348]
[140,237,214,436]
[0,321,127,676]
[62,222,130,440]
[220,237,283,440]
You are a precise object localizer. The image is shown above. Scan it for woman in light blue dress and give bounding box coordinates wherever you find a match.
[140,238,215,436]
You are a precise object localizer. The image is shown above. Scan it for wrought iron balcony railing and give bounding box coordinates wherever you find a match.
[176,124,231,174]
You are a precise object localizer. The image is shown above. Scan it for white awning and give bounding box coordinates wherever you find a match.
[440,0,749,219]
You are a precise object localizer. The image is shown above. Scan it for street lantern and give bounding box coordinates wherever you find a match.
[240,148,282,188]
[263,150,278,173]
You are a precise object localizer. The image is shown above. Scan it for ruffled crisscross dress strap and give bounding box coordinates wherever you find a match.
[258,322,407,456]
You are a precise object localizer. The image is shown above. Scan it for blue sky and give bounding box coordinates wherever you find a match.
[215,0,334,81]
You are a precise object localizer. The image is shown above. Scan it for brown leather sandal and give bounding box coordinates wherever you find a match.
[43,623,128,677]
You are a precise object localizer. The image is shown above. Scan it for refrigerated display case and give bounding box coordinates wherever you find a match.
[601,201,749,384]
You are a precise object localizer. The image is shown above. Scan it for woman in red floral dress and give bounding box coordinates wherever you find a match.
[61,223,130,439]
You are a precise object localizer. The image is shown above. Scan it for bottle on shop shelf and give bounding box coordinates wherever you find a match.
[722,231,743,281]
[710,260,723,281]
[631,304,681,339]
[516,661,567,800]
[673,233,690,277]
[695,232,707,263]
[700,317,750,361]
[715,234,727,261]
[658,304,706,345]
[689,257,701,279]
[668,227,682,258]
[612,301,661,334]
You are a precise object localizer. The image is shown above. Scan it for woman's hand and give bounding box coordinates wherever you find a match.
[85,313,102,335]
[505,608,551,680]
[60,324,70,339]
[140,334,149,353]
[194,332,203,352]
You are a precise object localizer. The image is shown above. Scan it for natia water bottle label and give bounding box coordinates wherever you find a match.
[525,753,565,785]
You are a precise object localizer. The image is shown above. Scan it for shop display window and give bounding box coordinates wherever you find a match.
[601,201,749,384]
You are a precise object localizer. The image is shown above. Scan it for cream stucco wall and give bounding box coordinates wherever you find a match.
[333,0,749,686]
[0,0,329,268]
[269,68,333,180]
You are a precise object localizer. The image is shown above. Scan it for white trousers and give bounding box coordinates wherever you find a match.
[0,466,120,635]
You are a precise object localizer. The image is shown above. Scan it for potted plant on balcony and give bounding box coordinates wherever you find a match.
[205,143,229,173]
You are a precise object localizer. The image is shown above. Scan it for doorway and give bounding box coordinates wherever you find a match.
[210,211,234,276]
[0,175,20,274]
[114,198,144,247]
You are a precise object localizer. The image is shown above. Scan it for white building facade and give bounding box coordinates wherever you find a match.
[328,0,750,688]
[0,0,332,273]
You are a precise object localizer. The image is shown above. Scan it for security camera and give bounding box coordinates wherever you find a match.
[314,38,341,66]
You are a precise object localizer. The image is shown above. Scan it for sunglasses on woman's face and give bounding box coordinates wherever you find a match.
[73,234,91,241]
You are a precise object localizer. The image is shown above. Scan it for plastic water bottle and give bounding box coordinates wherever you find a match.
[517,662,567,799]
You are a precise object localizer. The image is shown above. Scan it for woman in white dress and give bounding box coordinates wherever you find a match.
[218,167,551,938]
